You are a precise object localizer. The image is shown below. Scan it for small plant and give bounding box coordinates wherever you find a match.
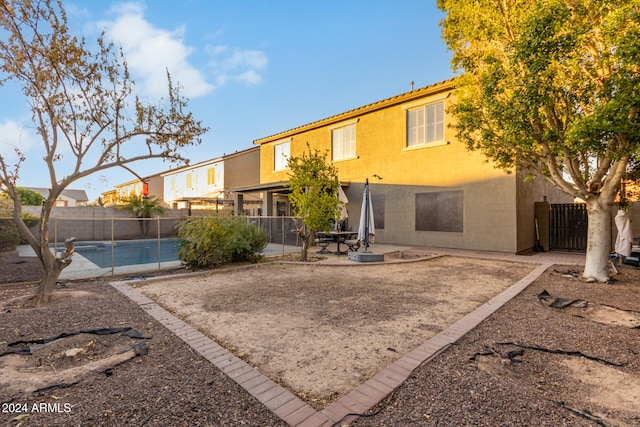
[176,216,267,269]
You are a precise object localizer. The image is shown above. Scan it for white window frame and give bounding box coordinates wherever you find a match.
[274,139,291,171]
[405,100,446,148]
[330,119,358,161]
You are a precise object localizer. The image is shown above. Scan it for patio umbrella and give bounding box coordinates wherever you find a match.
[357,178,375,251]
[338,186,349,221]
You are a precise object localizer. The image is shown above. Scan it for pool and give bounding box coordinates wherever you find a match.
[70,239,181,268]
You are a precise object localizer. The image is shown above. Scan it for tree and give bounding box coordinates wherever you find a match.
[0,0,208,305]
[287,145,342,261]
[16,187,43,205]
[119,195,165,238]
[438,0,640,282]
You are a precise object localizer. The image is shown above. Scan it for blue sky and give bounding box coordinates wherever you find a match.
[0,0,455,201]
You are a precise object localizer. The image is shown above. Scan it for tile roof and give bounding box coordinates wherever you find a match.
[253,78,457,145]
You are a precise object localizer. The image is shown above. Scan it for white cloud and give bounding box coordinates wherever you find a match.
[207,47,268,87]
[97,2,268,98]
[99,2,213,99]
[0,119,38,161]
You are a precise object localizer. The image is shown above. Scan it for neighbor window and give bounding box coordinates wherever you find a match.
[185,173,192,189]
[274,141,290,171]
[407,100,445,147]
[332,123,356,161]
[207,167,215,185]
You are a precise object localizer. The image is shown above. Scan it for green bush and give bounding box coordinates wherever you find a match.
[176,216,267,269]
[0,219,22,251]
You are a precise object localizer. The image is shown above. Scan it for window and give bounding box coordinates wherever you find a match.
[407,100,445,147]
[332,123,356,161]
[274,141,290,171]
[186,173,192,189]
[207,167,215,185]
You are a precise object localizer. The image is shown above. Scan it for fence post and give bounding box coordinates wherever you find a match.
[53,217,58,256]
[111,217,115,276]
[157,217,161,270]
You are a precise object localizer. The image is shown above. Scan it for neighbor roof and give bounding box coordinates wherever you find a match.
[25,187,89,202]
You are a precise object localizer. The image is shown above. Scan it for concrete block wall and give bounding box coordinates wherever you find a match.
[21,206,193,242]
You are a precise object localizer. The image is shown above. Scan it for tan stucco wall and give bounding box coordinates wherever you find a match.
[256,83,522,252]
[515,171,574,253]
[224,148,260,189]
[342,174,518,252]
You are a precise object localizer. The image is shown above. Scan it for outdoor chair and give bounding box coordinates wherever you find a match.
[345,239,360,252]
[315,236,331,254]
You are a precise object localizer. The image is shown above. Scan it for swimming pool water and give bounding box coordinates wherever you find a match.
[72,240,181,268]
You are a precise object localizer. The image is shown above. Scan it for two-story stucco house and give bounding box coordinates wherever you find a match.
[162,147,261,214]
[102,173,164,206]
[247,79,572,253]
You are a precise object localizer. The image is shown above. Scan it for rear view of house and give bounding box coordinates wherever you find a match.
[250,79,571,253]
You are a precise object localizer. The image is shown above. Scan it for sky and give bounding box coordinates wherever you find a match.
[0,0,456,202]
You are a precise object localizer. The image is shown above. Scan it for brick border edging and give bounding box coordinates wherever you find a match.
[110,261,553,426]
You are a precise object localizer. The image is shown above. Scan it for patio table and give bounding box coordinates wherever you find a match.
[316,231,358,255]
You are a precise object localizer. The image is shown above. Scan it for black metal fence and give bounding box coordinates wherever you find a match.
[244,216,302,246]
[549,204,588,252]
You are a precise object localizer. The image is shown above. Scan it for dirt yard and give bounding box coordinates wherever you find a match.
[1,249,639,426]
[135,255,534,407]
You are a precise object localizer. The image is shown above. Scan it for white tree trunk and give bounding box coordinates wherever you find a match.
[582,201,612,282]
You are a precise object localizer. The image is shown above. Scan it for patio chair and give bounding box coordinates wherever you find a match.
[344,239,360,252]
[315,236,331,254]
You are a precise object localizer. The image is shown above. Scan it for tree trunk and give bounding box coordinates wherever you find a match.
[32,251,65,306]
[582,200,612,282]
[300,237,309,262]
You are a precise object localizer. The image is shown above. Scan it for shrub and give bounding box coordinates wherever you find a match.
[0,219,22,251]
[176,216,267,269]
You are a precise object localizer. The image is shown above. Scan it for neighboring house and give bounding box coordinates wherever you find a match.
[26,187,89,207]
[248,78,572,253]
[162,147,261,214]
[102,173,164,206]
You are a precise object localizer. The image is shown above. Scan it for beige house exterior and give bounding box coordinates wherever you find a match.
[162,147,261,214]
[102,173,164,206]
[251,79,572,253]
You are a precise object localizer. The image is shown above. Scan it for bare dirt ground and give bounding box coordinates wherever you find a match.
[1,248,639,426]
[135,255,534,407]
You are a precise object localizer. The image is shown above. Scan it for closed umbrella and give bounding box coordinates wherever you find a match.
[357,178,375,251]
[338,186,349,222]
[615,209,633,258]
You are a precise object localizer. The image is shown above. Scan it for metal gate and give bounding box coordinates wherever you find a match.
[549,204,588,252]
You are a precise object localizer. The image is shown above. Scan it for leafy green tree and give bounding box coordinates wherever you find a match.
[17,187,43,206]
[0,0,207,305]
[438,0,640,282]
[119,195,165,238]
[287,145,342,261]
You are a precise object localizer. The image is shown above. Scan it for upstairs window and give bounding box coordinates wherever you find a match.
[207,167,216,185]
[274,140,290,171]
[332,123,356,161]
[407,100,445,147]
